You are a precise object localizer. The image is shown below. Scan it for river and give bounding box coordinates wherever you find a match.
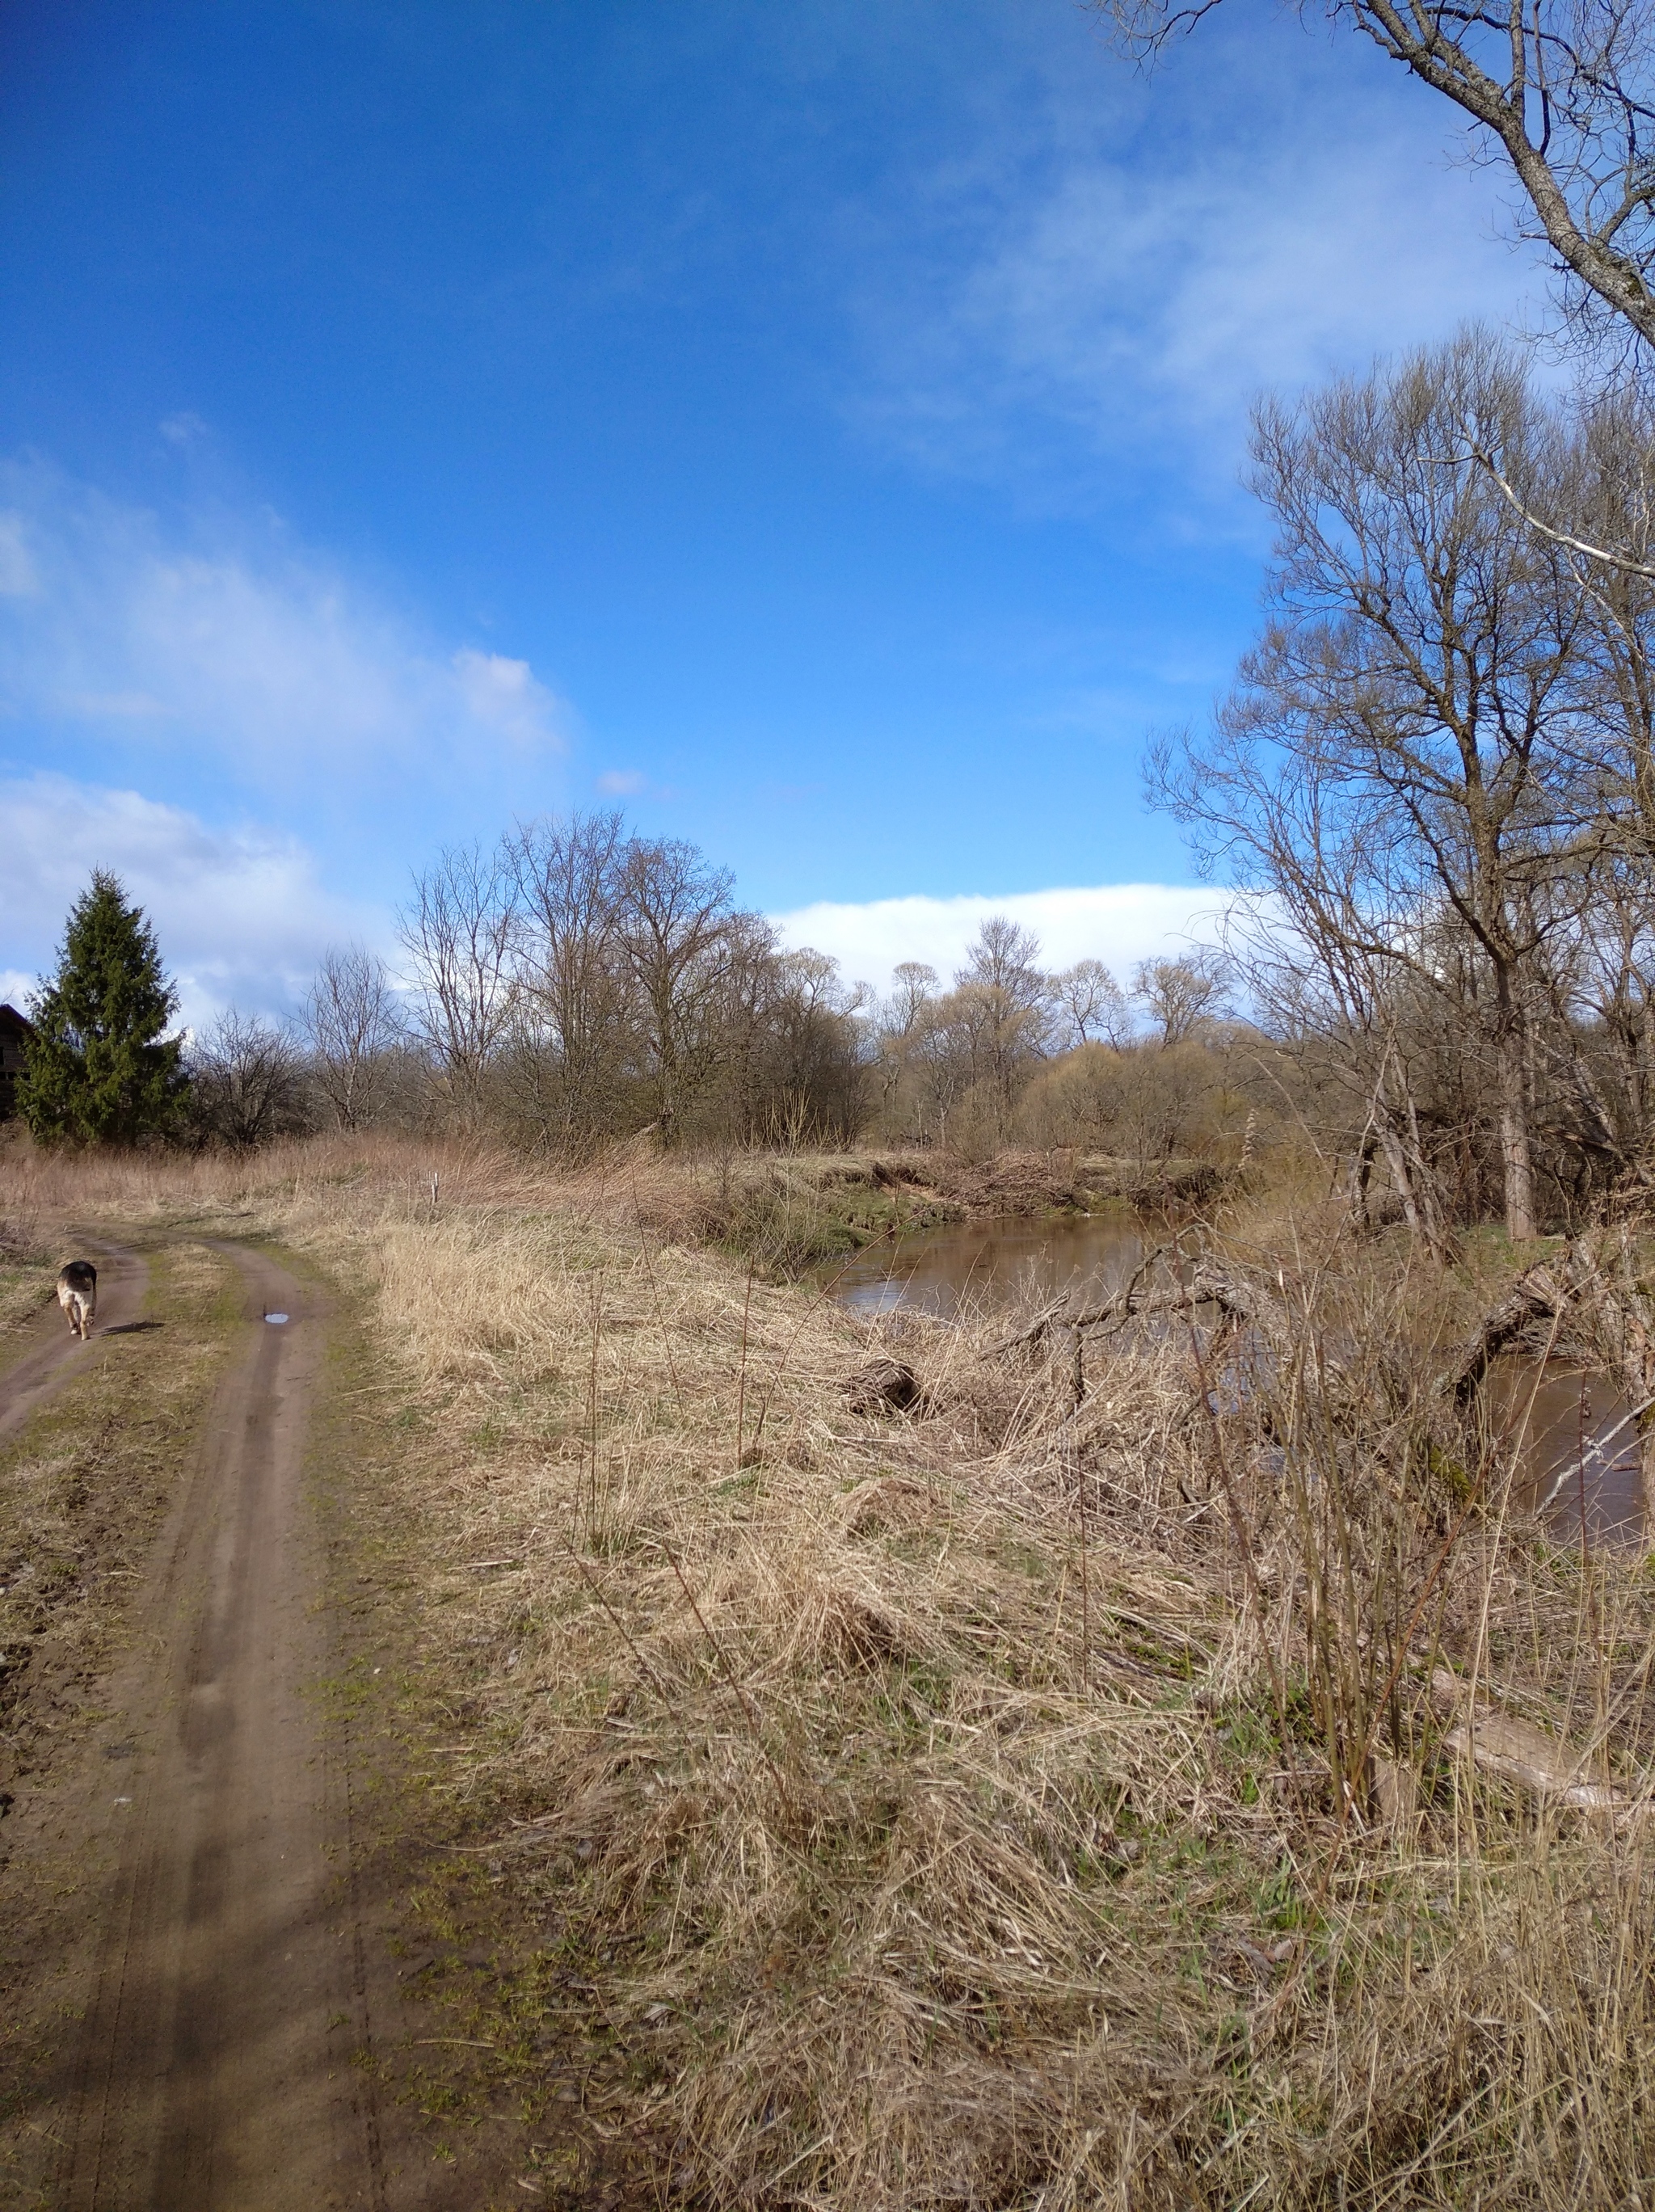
[832,1211,1643,1542]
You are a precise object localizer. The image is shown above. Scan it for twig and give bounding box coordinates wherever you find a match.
[564,1544,687,1748]
[1076,1436,1091,1692]
[586,1277,603,1544]
[747,1245,869,1451]
[1265,1302,1571,2033]
[1533,1391,1655,1514]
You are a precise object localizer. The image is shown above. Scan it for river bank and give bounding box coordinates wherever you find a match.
[6,1131,1654,2207]
[588,1142,1226,1278]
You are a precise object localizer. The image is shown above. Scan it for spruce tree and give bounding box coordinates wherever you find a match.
[19,872,188,1144]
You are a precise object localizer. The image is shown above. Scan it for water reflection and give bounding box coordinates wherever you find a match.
[834,1211,1148,1321]
[832,1212,1643,1544]
[1486,1358,1644,1544]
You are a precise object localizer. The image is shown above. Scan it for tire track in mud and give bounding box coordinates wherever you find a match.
[51,1245,385,2212]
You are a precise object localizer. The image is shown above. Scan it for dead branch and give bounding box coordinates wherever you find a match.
[982,1254,1282,1360]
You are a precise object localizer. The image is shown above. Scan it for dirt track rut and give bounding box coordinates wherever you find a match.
[36,1246,382,2211]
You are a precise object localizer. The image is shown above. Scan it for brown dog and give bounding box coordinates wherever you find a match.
[57,1260,97,1342]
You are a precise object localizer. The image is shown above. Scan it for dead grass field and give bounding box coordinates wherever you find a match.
[0,1263,53,1354]
[10,1130,1655,2209]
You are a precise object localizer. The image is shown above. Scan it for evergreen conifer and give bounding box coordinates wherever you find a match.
[19,872,188,1144]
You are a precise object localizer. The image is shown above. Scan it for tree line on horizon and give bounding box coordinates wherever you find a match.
[3,842,1240,1173]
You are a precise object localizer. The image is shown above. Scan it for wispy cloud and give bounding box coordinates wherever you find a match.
[450,647,570,751]
[846,30,1543,508]
[0,772,386,1030]
[0,457,574,798]
[772,883,1231,997]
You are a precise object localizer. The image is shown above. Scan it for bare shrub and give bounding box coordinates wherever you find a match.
[186,1011,312,1150]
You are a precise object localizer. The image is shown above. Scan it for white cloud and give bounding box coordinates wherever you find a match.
[596,768,646,794]
[0,459,572,794]
[771,882,1232,997]
[849,34,1547,502]
[0,773,388,1032]
[451,647,571,750]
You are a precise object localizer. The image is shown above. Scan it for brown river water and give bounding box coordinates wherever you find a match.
[832,1212,1644,1544]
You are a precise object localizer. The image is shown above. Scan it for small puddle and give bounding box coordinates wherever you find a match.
[832,1213,1642,1544]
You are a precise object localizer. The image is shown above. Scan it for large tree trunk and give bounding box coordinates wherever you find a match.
[1493,1008,1536,1242]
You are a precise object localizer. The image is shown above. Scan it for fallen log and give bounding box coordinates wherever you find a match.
[1441,1235,1655,1513]
[1431,1667,1639,1811]
[980,1298,1070,1359]
[982,1228,1655,1518]
[1440,1718,1632,1810]
[1067,1258,1284,1336]
[1442,1253,1581,1409]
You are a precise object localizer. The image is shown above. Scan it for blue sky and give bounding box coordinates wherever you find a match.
[0,0,1543,1020]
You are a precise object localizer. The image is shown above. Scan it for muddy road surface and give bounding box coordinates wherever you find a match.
[2,1245,391,2211]
[0,1245,151,1447]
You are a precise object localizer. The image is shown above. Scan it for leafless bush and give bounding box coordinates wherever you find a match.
[186,1010,312,1150]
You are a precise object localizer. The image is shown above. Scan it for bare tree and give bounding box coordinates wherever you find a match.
[1051,957,1131,1047]
[508,811,630,1150]
[398,841,516,1119]
[954,916,1052,1130]
[614,837,735,1144]
[885,961,939,1038]
[1155,334,1590,1241]
[304,945,402,1131]
[188,1010,310,1149]
[746,946,869,1146]
[1132,950,1229,1047]
[1099,2,1655,359]
[870,963,939,1135]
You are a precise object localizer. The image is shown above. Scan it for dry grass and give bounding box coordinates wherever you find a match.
[11,1130,1655,2206]
[0,1260,53,1350]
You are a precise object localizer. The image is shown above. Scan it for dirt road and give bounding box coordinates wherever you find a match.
[0,1245,150,1447]
[3,1245,388,2211]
